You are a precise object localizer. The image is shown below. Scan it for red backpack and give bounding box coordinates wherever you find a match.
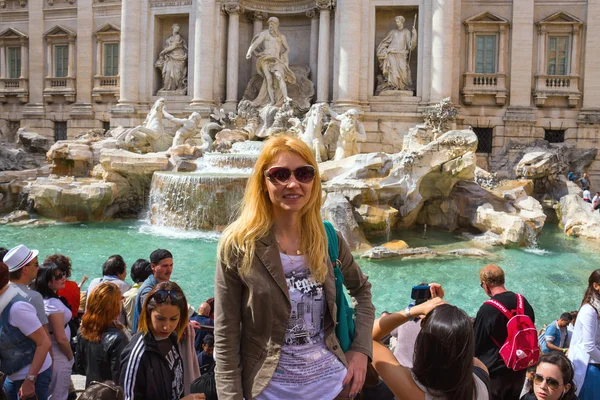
[484,294,540,371]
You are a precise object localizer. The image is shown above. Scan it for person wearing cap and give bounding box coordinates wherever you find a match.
[5,245,50,329]
[0,257,53,400]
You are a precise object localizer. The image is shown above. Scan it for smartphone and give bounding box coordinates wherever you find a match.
[411,285,431,304]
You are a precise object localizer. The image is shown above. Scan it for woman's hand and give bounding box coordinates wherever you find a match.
[343,351,368,398]
[429,283,444,299]
[18,379,35,399]
[411,297,445,317]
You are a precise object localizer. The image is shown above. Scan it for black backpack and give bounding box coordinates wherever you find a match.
[190,362,217,400]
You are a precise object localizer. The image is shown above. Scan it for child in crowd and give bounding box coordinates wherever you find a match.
[197,335,215,375]
[119,282,204,400]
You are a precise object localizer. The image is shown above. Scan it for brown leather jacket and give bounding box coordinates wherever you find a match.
[214,229,375,399]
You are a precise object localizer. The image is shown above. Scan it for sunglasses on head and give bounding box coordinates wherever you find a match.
[264,165,316,185]
[533,373,562,390]
[152,289,184,303]
[53,272,66,280]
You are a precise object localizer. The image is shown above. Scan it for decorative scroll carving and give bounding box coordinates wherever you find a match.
[223,4,245,15]
[306,9,318,19]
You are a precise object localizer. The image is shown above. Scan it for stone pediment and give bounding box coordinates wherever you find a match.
[0,27,27,39]
[464,11,509,26]
[537,11,582,26]
[43,25,76,38]
[94,23,120,35]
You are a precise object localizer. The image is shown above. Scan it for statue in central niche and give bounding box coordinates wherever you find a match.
[246,17,297,107]
[376,15,417,94]
[155,23,188,94]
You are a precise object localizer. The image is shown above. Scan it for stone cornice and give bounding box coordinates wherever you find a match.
[218,0,320,14]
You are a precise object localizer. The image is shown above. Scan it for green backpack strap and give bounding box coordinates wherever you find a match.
[323,220,355,352]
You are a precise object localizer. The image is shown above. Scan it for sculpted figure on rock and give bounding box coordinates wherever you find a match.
[376,15,417,93]
[327,108,367,161]
[116,98,173,153]
[246,17,297,108]
[166,112,202,147]
[155,23,188,93]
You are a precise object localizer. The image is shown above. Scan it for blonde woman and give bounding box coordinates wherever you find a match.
[215,135,375,399]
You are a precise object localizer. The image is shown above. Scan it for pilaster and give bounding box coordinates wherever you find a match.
[508,0,534,107]
[223,4,244,111]
[71,0,95,126]
[429,0,455,102]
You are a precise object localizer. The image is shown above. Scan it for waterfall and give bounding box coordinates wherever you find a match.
[148,172,249,231]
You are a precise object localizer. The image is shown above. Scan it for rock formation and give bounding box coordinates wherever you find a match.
[556,194,600,241]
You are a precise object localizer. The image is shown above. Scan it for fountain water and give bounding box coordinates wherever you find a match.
[148,141,264,231]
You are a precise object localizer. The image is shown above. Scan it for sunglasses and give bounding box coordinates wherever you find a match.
[264,165,316,185]
[152,289,184,303]
[53,272,66,280]
[533,373,562,390]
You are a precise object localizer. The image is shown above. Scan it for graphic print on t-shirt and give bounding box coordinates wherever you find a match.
[284,268,325,346]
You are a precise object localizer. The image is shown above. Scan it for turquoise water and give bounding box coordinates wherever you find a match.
[0,220,596,326]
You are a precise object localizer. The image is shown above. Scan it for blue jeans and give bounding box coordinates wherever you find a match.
[3,366,52,400]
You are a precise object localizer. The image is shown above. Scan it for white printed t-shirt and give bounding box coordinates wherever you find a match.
[8,301,53,381]
[256,254,347,400]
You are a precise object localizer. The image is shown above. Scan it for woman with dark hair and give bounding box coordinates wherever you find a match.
[0,261,52,400]
[45,254,80,319]
[520,352,577,400]
[215,135,375,399]
[119,281,204,400]
[568,268,600,399]
[372,287,489,400]
[122,259,151,331]
[34,262,74,400]
[76,282,129,388]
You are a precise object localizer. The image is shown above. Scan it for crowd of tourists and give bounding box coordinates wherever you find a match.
[1,136,599,400]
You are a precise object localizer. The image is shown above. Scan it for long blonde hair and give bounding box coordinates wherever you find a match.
[217,135,328,283]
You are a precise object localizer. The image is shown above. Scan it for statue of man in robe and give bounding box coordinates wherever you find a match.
[376,15,417,93]
[245,17,297,107]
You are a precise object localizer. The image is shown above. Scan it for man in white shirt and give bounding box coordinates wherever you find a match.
[592,192,600,212]
[583,189,592,203]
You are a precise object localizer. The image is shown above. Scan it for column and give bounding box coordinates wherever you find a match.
[0,46,5,78]
[430,0,455,102]
[466,26,473,73]
[46,42,52,77]
[75,0,93,103]
[307,9,319,84]
[537,27,546,75]
[570,26,579,75]
[95,39,102,77]
[335,0,361,107]
[250,12,266,76]
[68,39,75,78]
[498,26,506,74]
[508,0,534,107]
[26,0,44,105]
[20,40,28,79]
[117,0,141,106]
[316,0,331,103]
[224,4,243,109]
[191,0,217,109]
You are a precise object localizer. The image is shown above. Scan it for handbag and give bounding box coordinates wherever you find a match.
[324,220,355,352]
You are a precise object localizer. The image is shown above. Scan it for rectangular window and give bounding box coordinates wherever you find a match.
[475,35,496,74]
[54,121,67,142]
[7,47,21,79]
[544,129,565,143]
[102,121,111,133]
[547,36,569,76]
[473,127,493,153]
[104,43,119,76]
[55,45,69,78]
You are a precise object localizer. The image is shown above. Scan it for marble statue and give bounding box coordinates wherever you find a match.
[116,98,173,153]
[245,17,297,108]
[301,103,328,162]
[376,15,417,94]
[166,112,202,147]
[326,108,367,161]
[155,23,188,94]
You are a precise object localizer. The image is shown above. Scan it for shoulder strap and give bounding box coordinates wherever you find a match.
[483,299,514,320]
[515,294,525,315]
[473,366,490,396]
[323,220,339,264]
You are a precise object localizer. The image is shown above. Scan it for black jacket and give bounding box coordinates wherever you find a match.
[119,332,183,400]
[75,326,129,387]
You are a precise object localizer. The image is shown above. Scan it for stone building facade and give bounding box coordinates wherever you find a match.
[0,0,599,185]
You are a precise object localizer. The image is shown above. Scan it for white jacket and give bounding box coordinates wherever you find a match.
[568,303,600,395]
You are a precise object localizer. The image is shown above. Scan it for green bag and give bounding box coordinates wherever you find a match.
[324,220,355,352]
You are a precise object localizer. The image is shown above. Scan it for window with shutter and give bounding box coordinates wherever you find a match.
[104,43,119,76]
[7,47,21,79]
[475,35,496,74]
[55,45,69,77]
[547,36,569,76]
